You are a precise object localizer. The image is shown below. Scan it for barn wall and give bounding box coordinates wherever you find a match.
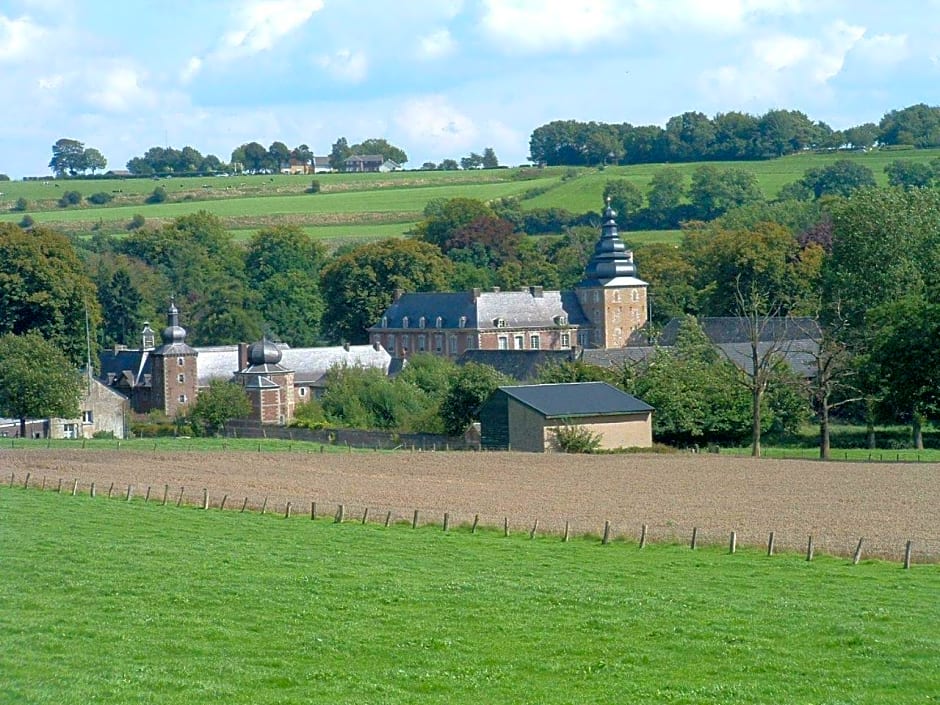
[545,413,652,450]
[507,400,551,452]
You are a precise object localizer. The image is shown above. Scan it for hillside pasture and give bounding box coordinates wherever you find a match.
[1,468,938,704]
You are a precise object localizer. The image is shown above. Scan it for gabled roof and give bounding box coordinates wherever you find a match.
[496,382,653,419]
[647,316,821,346]
[372,289,589,332]
[458,350,575,381]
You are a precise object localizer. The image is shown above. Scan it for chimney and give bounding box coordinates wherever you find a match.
[393,288,404,302]
[471,287,481,301]
[530,286,543,298]
[343,342,350,352]
[238,342,249,371]
[373,341,381,351]
[492,286,500,293]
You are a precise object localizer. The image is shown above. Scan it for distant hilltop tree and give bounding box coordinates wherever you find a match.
[49,138,108,177]
[127,145,224,176]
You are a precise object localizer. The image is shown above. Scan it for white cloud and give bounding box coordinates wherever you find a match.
[316,49,368,83]
[180,56,203,83]
[220,0,323,56]
[853,32,910,67]
[394,96,479,153]
[37,74,63,90]
[0,14,46,61]
[87,66,156,113]
[418,28,456,60]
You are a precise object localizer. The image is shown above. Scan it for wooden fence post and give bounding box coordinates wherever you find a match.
[530,518,540,540]
[639,524,648,548]
[57,478,63,493]
[806,535,814,562]
[384,510,392,528]
[691,527,698,550]
[162,484,169,506]
[176,487,185,507]
[335,504,345,523]
[471,514,479,534]
[412,509,419,529]
[602,520,611,545]
[90,482,96,498]
[563,521,570,543]
[202,488,209,510]
[260,497,268,515]
[729,531,737,554]
[852,538,864,565]
[145,486,152,503]
[8,472,13,488]
[443,512,449,532]
[285,502,292,519]
[41,477,46,491]
[904,540,913,569]
[220,494,228,511]
[71,479,78,496]
[241,497,249,513]
[362,507,369,525]
[23,472,30,489]
[126,485,133,501]
[311,501,317,520]
[767,531,775,556]
[503,517,509,537]
[107,482,114,499]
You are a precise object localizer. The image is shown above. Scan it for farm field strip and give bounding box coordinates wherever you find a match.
[3,448,938,560]
[1,485,937,704]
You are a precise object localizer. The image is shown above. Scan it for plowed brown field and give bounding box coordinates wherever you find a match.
[5,449,939,561]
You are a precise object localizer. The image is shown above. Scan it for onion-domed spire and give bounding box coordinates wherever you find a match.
[161,298,188,345]
[580,197,638,285]
[247,337,282,366]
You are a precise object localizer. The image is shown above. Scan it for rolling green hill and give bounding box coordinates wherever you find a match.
[2,148,938,245]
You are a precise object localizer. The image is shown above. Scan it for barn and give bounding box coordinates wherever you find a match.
[479,382,653,452]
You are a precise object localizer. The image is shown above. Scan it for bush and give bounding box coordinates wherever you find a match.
[305,179,321,194]
[551,422,602,453]
[146,186,168,204]
[0,173,10,181]
[58,190,82,207]
[92,430,115,439]
[19,214,34,228]
[87,191,113,205]
[126,214,146,230]
[11,197,27,212]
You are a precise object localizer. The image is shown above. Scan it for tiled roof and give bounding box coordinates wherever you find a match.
[457,350,576,381]
[646,316,821,346]
[497,382,653,418]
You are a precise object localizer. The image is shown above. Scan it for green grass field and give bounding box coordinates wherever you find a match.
[1,486,937,704]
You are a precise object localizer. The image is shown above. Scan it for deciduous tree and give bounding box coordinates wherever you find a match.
[189,379,251,436]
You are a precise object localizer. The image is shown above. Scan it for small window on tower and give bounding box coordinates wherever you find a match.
[177,357,185,366]
[178,394,187,403]
[177,373,185,383]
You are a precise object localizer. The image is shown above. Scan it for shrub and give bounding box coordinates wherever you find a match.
[92,430,115,439]
[126,213,146,230]
[551,422,602,453]
[58,190,82,207]
[305,179,321,194]
[87,191,113,205]
[11,197,27,212]
[146,186,168,204]
[0,173,10,181]
[19,214,34,228]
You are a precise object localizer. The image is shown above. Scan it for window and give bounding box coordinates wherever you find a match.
[561,333,571,348]
[448,335,457,354]
[466,334,476,350]
[82,410,93,424]
[63,423,78,439]
[495,317,506,328]
[498,336,508,350]
[530,334,540,350]
[177,357,185,366]
[386,334,395,351]
[593,291,600,303]
[459,316,467,329]
[631,289,639,302]
[434,334,444,353]
[578,332,590,348]
[178,394,187,403]
[381,316,388,328]
[417,334,426,352]
[514,334,524,350]
[613,290,622,302]
[554,314,568,326]
[177,373,185,383]
[402,316,410,328]
[419,316,426,329]
[435,316,443,329]
[298,387,307,398]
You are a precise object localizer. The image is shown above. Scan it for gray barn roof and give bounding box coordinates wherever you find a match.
[497,382,653,419]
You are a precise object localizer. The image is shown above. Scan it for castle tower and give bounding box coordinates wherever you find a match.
[150,299,198,417]
[235,338,295,425]
[575,200,648,348]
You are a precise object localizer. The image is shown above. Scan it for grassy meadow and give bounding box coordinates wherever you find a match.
[1,485,937,704]
[3,148,939,246]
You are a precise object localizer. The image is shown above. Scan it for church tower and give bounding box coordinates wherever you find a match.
[575,200,648,348]
[150,300,198,418]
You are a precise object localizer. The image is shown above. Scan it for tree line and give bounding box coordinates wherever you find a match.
[529,103,940,166]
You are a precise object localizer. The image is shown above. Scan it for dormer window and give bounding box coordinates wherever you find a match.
[381,316,388,328]
[494,317,506,328]
[419,316,426,329]
[435,316,443,329]
[458,316,467,329]
[554,314,568,326]
[402,316,410,328]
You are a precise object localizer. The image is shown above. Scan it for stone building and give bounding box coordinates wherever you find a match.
[369,201,648,359]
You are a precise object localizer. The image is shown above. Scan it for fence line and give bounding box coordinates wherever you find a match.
[2,471,937,565]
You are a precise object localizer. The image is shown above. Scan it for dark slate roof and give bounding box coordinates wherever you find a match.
[497,382,653,418]
[643,316,820,346]
[457,350,576,381]
[372,289,589,332]
[582,347,657,368]
[99,350,152,387]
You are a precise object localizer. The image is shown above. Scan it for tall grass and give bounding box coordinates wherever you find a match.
[1,486,937,704]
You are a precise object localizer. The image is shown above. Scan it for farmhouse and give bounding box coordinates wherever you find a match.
[98,302,391,426]
[479,382,653,452]
[344,155,401,172]
[370,202,649,359]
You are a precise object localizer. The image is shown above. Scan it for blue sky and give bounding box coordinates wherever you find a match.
[1,0,938,178]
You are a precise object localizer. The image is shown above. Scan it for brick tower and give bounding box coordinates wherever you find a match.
[150,300,198,418]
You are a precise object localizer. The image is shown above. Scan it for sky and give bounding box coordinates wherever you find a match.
[1,0,939,178]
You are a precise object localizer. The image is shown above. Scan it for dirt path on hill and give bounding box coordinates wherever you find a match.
[3,449,938,561]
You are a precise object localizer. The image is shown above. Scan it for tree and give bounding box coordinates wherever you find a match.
[842,122,879,149]
[689,166,763,220]
[188,379,251,436]
[482,148,499,169]
[412,197,496,251]
[646,168,686,227]
[320,239,454,343]
[0,223,101,365]
[602,179,644,226]
[349,138,407,165]
[460,152,483,170]
[329,137,351,171]
[49,138,85,176]
[535,360,615,384]
[665,111,715,161]
[268,141,291,171]
[98,268,143,348]
[291,144,313,170]
[884,160,934,190]
[878,103,940,148]
[439,159,459,170]
[439,362,508,436]
[799,160,876,199]
[82,148,107,174]
[0,332,82,438]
